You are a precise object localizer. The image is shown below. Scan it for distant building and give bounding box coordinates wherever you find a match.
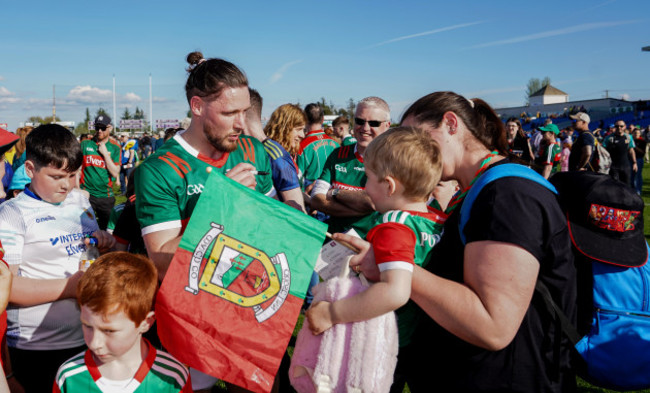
[529,84,569,106]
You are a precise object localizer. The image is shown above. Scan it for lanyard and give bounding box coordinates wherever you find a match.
[444,151,499,216]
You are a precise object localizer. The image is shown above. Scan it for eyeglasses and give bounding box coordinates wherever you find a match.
[615,125,626,128]
[95,124,108,131]
[354,118,385,128]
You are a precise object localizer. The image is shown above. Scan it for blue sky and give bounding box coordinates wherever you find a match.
[1,0,648,130]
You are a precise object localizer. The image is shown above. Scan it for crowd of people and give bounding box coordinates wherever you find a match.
[0,50,646,393]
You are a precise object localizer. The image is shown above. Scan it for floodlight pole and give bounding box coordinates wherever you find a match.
[642,46,650,52]
[149,73,153,132]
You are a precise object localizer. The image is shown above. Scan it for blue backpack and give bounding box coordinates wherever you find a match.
[459,163,650,391]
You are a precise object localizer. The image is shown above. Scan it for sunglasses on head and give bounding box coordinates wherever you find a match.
[354,118,385,128]
[95,124,108,131]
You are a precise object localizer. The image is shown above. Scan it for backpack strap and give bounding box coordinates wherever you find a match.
[458,163,557,245]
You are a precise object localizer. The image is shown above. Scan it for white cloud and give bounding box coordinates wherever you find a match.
[620,93,630,100]
[365,21,484,49]
[469,20,640,49]
[0,97,20,104]
[0,86,13,97]
[153,96,171,103]
[66,85,112,104]
[123,92,142,103]
[270,60,303,84]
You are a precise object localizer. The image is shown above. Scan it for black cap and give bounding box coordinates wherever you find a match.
[550,171,647,267]
[94,115,112,127]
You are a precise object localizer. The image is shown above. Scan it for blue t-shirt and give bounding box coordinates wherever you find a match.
[262,139,300,196]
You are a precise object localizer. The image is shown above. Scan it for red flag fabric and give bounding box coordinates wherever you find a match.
[156,172,326,392]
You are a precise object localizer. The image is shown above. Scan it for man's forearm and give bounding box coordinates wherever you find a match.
[311,193,369,217]
[335,189,374,213]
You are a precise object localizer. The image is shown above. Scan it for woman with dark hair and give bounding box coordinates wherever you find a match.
[505,117,534,165]
[336,91,577,392]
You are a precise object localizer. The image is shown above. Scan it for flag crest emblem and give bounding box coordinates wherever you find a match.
[185,223,291,322]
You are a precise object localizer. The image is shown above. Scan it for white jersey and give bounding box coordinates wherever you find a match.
[0,188,98,350]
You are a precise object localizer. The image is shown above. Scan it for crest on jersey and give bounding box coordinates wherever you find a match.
[184,223,290,322]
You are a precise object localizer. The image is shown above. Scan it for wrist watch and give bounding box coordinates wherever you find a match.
[332,188,340,200]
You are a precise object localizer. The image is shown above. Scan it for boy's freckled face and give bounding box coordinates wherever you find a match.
[26,162,78,204]
[81,306,144,366]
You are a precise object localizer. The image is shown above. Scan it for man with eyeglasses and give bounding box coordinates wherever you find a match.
[80,115,121,230]
[603,120,637,185]
[568,112,596,172]
[310,96,391,237]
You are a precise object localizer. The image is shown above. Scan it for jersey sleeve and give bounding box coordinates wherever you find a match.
[0,203,25,266]
[135,162,183,235]
[106,205,123,234]
[248,138,275,197]
[366,222,417,272]
[273,154,300,192]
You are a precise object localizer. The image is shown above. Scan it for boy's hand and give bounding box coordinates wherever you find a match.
[305,301,333,335]
[332,233,380,282]
[62,271,84,299]
[88,231,116,253]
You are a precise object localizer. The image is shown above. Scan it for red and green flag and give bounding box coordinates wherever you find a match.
[156,172,327,393]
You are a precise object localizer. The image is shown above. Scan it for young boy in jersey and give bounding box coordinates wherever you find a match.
[54,252,191,392]
[535,123,562,179]
[0,124,115,392]
[306,127,444,346]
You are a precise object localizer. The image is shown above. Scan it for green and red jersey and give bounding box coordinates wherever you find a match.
[535,141,561,175]
[313,144,374,235]
[366,209,446,346]
[135,133,274,236]
[80,139,121,198]
[296,130,339,188]
[53,339,191,392]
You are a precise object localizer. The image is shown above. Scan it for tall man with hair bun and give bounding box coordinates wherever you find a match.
[135,51,275,392]
[80,115,121,230]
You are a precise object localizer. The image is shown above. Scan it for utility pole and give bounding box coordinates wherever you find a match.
[52,85,56,123]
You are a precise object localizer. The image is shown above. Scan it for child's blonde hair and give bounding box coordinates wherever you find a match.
[77,252,158,325]
[364,126,442,200]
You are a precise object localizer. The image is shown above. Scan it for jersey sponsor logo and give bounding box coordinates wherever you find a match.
[332,181,364,191]
[35,216,56,223]
[187,183,205,196]
[185,223,290,322]
[334,164,347,173]
[49,231,94,246]
[353,166,365,172]
[84,155,105,168]
[159,152,191,178]
[420,232,441,247]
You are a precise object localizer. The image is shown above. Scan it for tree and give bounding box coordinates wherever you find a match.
[133,106,145,120]
[122,108,132,120]
[95,107,109,118]
[346,98,356,119]
[75,108,92,135]
[525,77,551,105]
